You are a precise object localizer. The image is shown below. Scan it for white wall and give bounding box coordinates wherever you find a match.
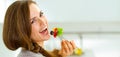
[0,0,15,23]
[0,0,6,23]
[35,0,120,23]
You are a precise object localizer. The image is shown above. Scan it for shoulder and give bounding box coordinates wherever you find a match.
[17,49,44,57]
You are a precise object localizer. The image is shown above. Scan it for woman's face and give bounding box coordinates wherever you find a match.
[29,3,50,43]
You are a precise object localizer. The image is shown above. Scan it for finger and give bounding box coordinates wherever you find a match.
[61,40,63,48]
[61,40,68,53]
[70,40,76,49]
[65,40,73,52]
[63,40,69,53]
[62,48,66,55]
[60,40,66,55]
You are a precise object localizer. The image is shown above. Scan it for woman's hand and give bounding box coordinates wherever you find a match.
[59,39,76,57]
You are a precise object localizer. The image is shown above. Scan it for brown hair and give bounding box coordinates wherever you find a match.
[3,0,61,57]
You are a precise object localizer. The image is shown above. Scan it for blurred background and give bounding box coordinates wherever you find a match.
[0,0,120,57]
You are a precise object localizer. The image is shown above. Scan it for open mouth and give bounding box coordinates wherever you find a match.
[40,27,48,34]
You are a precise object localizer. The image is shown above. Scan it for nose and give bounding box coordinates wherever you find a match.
[37,18,46,27]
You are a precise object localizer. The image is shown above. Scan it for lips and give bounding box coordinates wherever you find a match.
[40,26,48,35]
[41,28,47,33]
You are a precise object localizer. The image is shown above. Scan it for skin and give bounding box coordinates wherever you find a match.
[29,3,50,47]
[29,3,76,57]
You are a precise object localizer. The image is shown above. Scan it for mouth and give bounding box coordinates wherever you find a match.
[40,26,48,34]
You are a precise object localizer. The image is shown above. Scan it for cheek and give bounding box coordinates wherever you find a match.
[30,25,41,41]
[31,25,39,34]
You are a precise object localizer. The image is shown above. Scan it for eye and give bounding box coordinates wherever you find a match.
[31,20,34,24]
[31,17,36,24]
[40,11,43,17]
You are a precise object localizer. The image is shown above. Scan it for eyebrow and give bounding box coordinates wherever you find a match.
[30,16,36,22]
[30,10,42,20]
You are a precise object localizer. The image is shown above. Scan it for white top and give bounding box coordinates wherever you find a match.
[17,49,44,57]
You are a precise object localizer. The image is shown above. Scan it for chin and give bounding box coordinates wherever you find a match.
[44,35,50,41]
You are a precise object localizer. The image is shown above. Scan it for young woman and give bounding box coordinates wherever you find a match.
[3,0,76,57]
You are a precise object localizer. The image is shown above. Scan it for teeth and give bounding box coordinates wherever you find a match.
[40,26,47,32]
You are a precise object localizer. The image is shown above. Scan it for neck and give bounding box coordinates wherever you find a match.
[36,41,44,47]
